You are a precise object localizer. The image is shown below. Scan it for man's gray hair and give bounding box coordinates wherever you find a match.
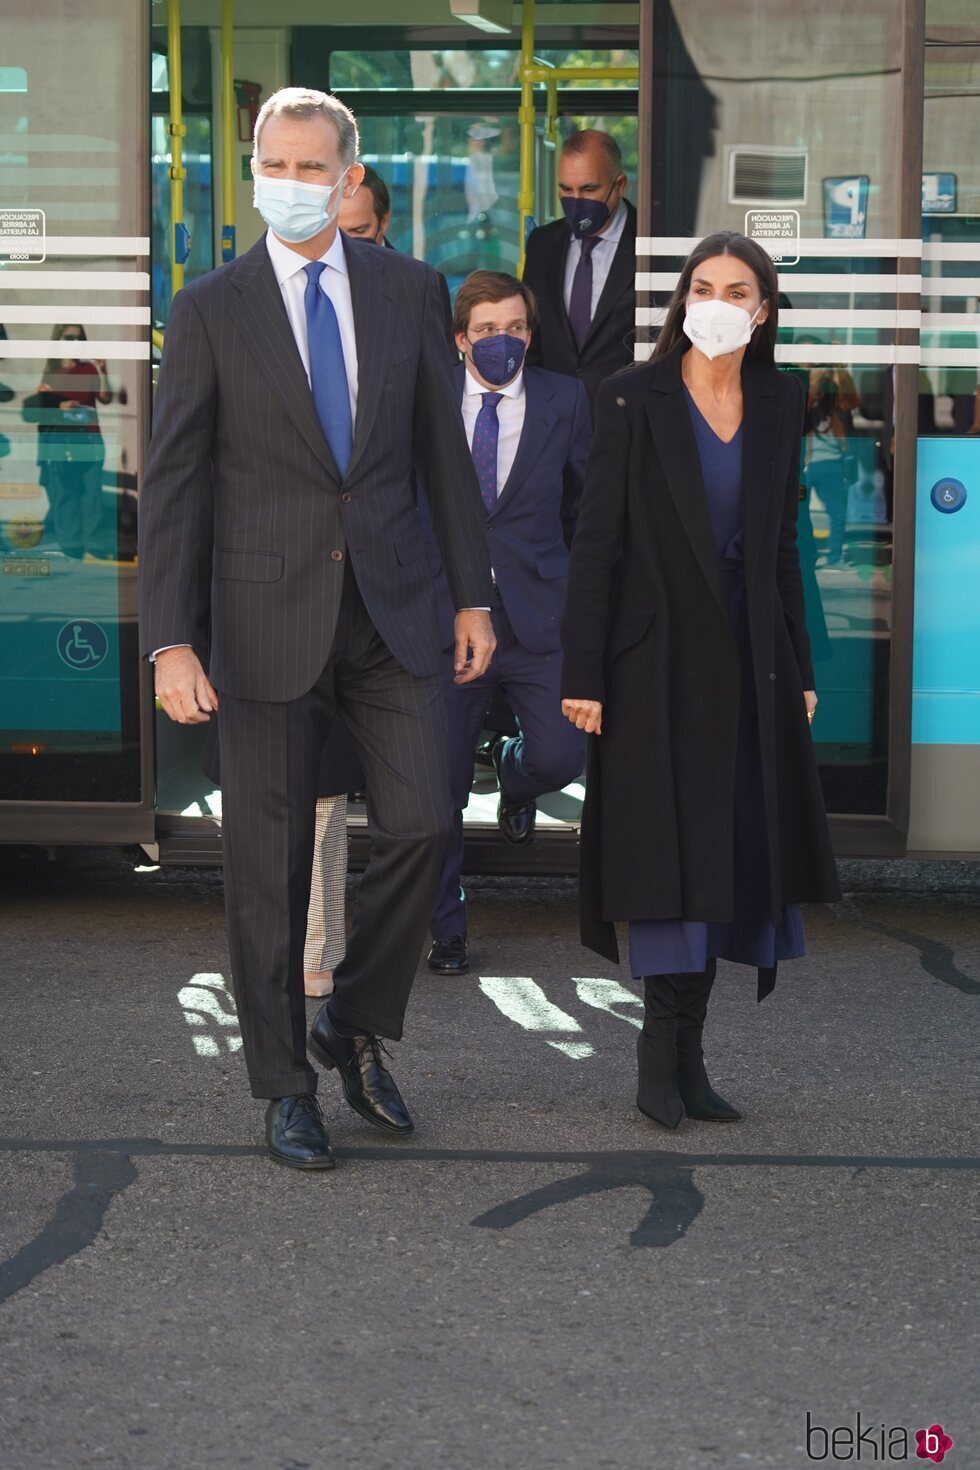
[561,128,623,173]
[253,87,359,168]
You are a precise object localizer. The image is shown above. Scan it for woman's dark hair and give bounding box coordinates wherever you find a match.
[44,323,87,383]
[653,231,778,364]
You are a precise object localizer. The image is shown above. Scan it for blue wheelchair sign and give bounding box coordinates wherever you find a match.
[56,619,108,670]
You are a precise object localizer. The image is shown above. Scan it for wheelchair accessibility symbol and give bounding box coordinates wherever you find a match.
[56,619,108,670]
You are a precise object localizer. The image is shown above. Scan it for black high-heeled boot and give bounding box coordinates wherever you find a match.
[636,974,685,1129]
[675,960,742,1121]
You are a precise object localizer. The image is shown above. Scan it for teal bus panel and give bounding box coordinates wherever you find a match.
[912,438,980,745]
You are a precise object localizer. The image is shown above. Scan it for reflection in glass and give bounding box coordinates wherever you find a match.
[0,0,143,802]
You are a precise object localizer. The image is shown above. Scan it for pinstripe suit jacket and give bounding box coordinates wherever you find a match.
[138,233,492,702]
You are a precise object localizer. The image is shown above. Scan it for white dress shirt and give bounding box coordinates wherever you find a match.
[562,198,628,324]
[460,364,526,497]
[265,226,358,425]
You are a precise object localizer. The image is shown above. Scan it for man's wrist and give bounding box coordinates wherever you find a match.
[149,643,192,663]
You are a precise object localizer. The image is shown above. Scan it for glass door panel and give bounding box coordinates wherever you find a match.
[0,0,147,806]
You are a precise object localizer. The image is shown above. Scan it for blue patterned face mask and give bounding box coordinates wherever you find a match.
[468,333,527,386]
[560,181,617,238]
[253,170,349,243]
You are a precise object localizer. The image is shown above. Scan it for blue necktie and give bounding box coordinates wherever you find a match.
[472,392,503,514]
[303,261,353,478]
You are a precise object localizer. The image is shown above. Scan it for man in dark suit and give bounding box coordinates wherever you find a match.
[424,271,591,976]
[139,88,494,1170]
[522,129,637,408]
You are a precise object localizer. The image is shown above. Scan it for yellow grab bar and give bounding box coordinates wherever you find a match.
[518,0,537,275]
[220,0,236,261]
[166,0,187,296]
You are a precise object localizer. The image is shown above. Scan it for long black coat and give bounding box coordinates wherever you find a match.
[560,345,840,968]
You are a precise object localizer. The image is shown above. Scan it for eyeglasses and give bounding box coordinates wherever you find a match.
[467,324,529,337]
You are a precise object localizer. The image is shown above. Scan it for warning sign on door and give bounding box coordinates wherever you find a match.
[744,208,800,267]
[0,208,46,264]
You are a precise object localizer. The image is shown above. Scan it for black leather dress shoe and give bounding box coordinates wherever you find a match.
[308,1009,414,1134]
[264,1093,336,1170]
[491,738,536,844]
[427,935,469,974]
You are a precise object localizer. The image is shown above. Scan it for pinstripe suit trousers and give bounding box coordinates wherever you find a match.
[218,568,451,1098]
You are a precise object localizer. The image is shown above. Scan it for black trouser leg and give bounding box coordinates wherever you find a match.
[674,961,741,1122]
[327,572,452,1040]
[219,677,332,1100]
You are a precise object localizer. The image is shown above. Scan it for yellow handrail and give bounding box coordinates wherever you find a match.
[220,0,236,261]
[517,0,537,274]
[541,67,640,83]
[544,77,559,218]
[166,0,187,296]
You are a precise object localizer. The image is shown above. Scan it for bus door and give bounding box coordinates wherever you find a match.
[908,9,980,853]
[0,0,152,845]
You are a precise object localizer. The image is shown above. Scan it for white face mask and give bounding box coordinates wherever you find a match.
[683,298,763,360]
[253,170,349,244]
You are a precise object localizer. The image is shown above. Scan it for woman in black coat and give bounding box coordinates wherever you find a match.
[560,231,840,1129]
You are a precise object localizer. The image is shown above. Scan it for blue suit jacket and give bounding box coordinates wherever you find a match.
[422,363,592,655]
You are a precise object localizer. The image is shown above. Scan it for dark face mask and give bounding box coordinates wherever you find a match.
[62,335,83,344]
[467,333,527,386]
[560,179,619,239]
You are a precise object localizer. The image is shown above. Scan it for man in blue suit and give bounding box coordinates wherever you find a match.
[427,270,592,975]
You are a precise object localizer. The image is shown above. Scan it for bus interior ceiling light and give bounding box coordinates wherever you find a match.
[450,0,513,35]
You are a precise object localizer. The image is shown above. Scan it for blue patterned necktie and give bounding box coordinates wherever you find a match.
[303,260,353,478]
[471,392,503,514]
[568,234,599,351]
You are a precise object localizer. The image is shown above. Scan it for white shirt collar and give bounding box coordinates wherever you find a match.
[265,226,349,286]
[463,364,525,400]
[591,198,628,248]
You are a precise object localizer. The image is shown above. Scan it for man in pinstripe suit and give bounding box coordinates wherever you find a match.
[139,89,495,1170]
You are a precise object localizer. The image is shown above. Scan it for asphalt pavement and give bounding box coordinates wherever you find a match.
[1,848,978,1470]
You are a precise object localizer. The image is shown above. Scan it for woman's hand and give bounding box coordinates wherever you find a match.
[562,698,602,735]
[804,690,818,728]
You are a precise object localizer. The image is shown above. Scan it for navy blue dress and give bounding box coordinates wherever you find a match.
[628,386,805,977]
